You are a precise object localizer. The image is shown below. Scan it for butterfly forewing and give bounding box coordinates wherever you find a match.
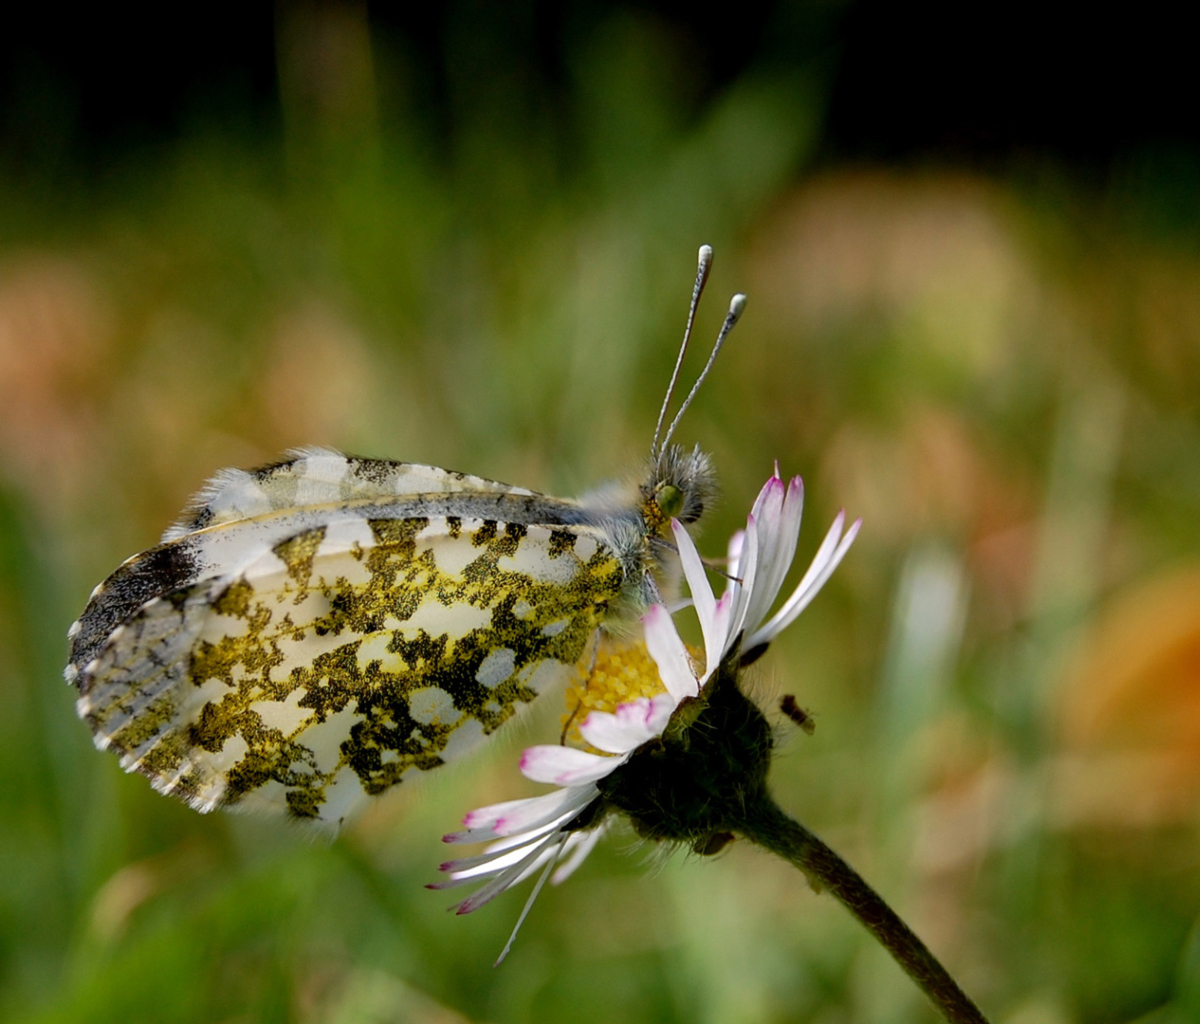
[162,447,536,541]
[69,454,626,825]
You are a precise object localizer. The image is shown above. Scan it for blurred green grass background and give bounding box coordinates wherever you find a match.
[4,5,1200,1023]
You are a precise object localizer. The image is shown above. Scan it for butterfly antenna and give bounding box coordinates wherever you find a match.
[652,244,714,458]
[659,292,746,452]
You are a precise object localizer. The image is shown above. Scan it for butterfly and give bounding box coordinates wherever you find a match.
[65,246,746,826]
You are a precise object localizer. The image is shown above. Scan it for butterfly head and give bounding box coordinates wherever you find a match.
[640,245,741,539]
[642,443,716,535]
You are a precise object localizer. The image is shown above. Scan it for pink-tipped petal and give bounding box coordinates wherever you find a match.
[743,473,805,641]
[639,691,677,735]
[580,695,672,753]
[460,794,539,830]
[519,745,620,786]
[747,515,861,649]
[751,472,786,529]
[483,826,559,857]
[439,816,572,880]
[452,786,596,848]
[578,709,640,754]
[771,476,806,593]
[745,475,786,590]
[451,839,558,914]
[437,845,532,885]
[459,787,581,837]
[643,603,700,702]
[494,828,557,857]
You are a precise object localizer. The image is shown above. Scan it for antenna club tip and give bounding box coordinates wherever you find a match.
[698,244,713,265]
[729,293,747,318]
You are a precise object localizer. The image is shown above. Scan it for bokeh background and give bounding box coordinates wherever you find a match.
[3,4,1200,1022]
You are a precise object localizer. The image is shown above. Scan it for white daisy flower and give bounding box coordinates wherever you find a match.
[434,467,860,962]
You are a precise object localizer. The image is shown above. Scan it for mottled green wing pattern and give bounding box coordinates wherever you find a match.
[73,513,623,825]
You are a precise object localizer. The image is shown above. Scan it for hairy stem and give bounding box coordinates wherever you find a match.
[739,797,991,1024]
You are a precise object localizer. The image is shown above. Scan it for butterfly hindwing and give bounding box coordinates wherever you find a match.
[71,471,625,824]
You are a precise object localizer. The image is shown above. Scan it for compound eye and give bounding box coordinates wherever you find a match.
[655,483,684,519]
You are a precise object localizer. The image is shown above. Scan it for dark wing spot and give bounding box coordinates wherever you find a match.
[249,454,304,479]
[68,540,202,679]
[349,457,404,485]
[186,507,215,532]
[472,521,498,546]
[368,518,428,553]
[548,530,577,558]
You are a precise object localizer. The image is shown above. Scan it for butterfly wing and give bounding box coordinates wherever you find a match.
[68,455,625,826]
[161,447,538,541]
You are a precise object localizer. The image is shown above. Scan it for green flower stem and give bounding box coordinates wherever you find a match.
[739,796,992,1024]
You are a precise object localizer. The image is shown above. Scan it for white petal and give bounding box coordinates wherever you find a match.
[744,475,804,638]
[552,824,607,884]
[724,516,759,658]
[446,782,598,849]
[672,518,716,637]
[453,787,579,840]
[520,745,622,786]
[481,793,596,852]
[643,603,699,702]
[451,837,559,913]
[672,520,731,672]
[435,830,559,890]
[747,515,861,649]
[494,836,568,965]
[439,835,548,882]
[792,511,846,602]
[446,824,562,871]
[580,695,670,754]
[640,691,677,734]
[750,471,785,533]
[724,530,745,595]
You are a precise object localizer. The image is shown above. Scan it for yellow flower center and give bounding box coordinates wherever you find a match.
[561,634,700,751]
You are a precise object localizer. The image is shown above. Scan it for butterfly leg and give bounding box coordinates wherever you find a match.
[559,631,601,745]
